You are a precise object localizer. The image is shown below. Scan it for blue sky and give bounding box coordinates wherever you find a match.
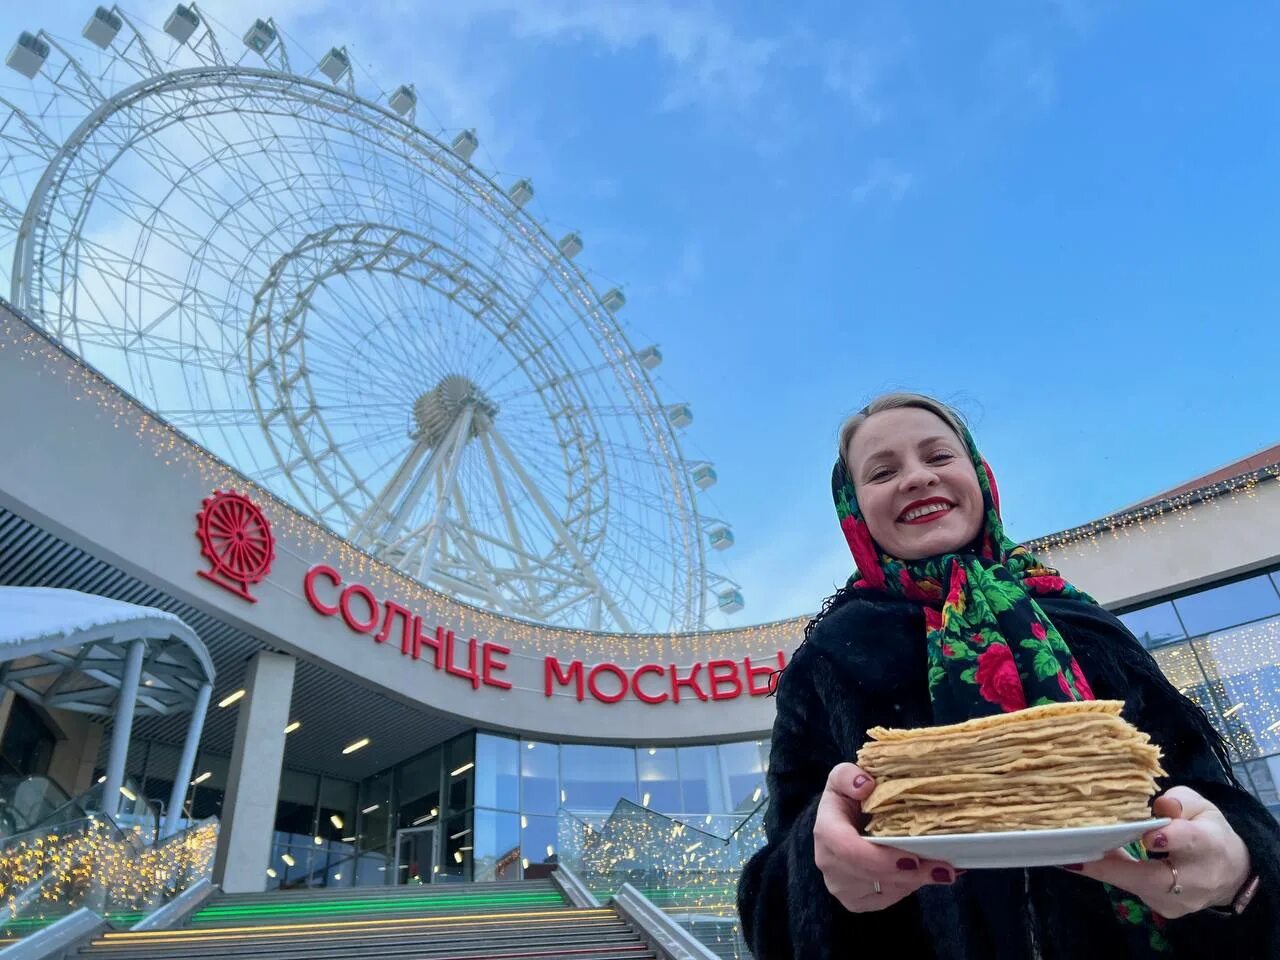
[6,2,1278,624]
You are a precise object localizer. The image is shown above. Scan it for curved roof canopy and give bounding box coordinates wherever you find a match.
[0,587,213,715]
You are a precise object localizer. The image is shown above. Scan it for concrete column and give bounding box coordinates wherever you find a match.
[102,639,145,818]
[163,681,213,838]
[212,652,295,894]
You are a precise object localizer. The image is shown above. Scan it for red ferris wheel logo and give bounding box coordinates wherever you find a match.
[195,490,275,603]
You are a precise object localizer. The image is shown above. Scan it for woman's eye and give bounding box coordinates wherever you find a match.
[870,469,892,481]
[928,452,954,463]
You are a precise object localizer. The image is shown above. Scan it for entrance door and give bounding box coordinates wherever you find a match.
[394,827,436,885]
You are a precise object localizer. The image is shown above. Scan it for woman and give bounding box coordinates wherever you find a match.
[736,393,1279,959]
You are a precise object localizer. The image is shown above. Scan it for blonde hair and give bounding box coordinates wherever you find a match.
[838,392,969,478]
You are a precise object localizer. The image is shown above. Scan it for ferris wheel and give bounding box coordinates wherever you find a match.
[0,4,744,632]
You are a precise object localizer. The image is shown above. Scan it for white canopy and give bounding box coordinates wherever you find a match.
[0,586,213,715]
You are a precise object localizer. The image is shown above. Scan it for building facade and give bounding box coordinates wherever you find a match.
[1,301,1277,892]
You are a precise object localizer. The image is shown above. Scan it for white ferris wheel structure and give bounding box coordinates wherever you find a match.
[0,4,744,632]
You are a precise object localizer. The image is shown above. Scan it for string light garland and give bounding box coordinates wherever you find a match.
[6,303,1278,665]
[0,819,217,937]
[558,801,765,959]
[0,307,802,662]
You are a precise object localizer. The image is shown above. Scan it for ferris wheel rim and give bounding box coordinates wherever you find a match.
[4,44,716,630]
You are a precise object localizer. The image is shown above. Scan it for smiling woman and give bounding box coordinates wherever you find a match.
[737,392,1280,959]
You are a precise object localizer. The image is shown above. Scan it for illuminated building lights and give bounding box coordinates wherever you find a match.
[342,737,370,755]
[217,689,246,708]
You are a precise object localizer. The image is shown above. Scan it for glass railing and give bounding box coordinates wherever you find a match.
[0,798,218,941]
[0,775,74,841]
[556,799,768,960]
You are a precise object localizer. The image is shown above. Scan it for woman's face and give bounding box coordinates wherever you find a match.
[846,407,985,561]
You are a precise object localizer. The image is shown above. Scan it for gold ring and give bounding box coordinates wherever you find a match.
[872,880,882,895]
[1167,860,1182,897]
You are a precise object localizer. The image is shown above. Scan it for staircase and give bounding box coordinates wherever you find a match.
[76,879,660,959]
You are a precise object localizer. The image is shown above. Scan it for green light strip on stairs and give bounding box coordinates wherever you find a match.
[193,890,565,921]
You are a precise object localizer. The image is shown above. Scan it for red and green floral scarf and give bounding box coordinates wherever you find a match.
[832,417,1169,953]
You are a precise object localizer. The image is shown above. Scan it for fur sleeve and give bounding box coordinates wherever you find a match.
[736,641,932,958]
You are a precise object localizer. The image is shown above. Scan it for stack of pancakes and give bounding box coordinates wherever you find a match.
[856,700,1165,837]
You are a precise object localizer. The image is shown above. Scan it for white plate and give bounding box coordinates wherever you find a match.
[864,818,1170,869]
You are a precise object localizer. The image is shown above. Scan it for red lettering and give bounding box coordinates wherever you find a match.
[408,620,445,667]
[374,601,413,645]
[707,659,744,701]
[670,662,708,703]
[482,642,512,690]
[545,658,585,701]
[445,631,481,690]
[745,651,787,696]
[631,664,669,704]
[339,583,380,634]
[587,663,629,703]
[303,564,341,615]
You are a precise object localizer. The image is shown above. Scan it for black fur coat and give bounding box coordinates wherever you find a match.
[736,592,1280,959]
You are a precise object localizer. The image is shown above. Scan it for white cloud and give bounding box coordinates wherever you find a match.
[851,158,913,205]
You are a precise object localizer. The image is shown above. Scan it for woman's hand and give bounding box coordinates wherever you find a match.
[814,762,958,913]
[1075,786,1252,919]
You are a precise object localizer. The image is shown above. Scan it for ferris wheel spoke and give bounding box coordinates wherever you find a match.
[7,22,713,629]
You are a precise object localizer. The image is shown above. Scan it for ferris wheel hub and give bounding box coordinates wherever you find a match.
[412,374,498,445]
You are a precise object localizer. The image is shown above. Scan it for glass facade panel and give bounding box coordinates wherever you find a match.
[443,812,471,881]
[677,745,726,813]
[397,747,441,830]
[319,776,357,842]
[1173,574,1280,637]
[275,768,318,836]
[473,808,521,882]
[561,744,638,811]
[521,812,558,870]
[358,771,392,854]
[446,735,475,815]
[475,734,519,812]
[189,751,229,820]
[1192,618,1280,761]
[720,740,769,812]
[637,747,681,811]
[1117,602,1186,648]
[520,741,559,815]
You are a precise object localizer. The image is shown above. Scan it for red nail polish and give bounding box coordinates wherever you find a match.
[853,774,870,789]
[931,868,952,883]
[1064,863,1084,872]
[897,858,918,870]
[1151,833,1168,849]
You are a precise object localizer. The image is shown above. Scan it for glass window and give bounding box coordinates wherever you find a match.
[1243,758,1280,814]
[446,734,475,815]
[276,768,318,836]
[520,741,559,815]
[190,751,229,820]
[1117,602,1186,648]
[358,771,392,854]
[443,812,472,881]
[1190,617,1280,761]
[521,812,558,871]
[397,747,441,830]
[319,776,357,842]
[475,734,519,812]
[1174,575,1280,637]
[0,697,55,779]
[473,809,521,882]
[678,745,727,813]
[561,744,637,811]
[720,740,770,812]
[637,747,681,812]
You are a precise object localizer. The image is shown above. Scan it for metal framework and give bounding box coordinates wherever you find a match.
[0,6,739,631]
